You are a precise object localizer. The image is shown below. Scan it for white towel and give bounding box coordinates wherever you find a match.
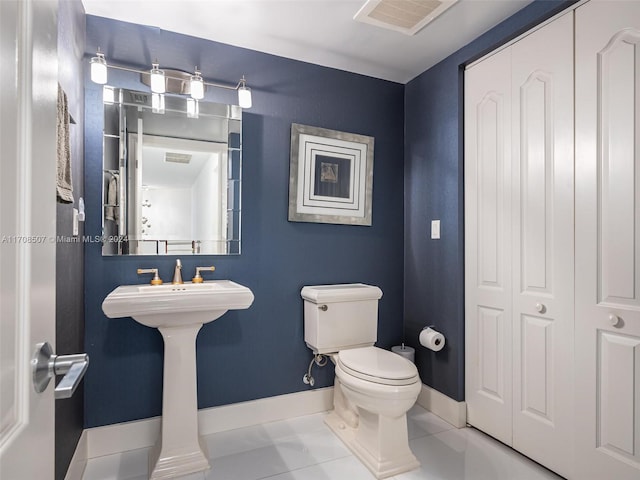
[105,173,119,222]
[56,84,73,203]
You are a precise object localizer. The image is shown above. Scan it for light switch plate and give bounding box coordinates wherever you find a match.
[73,208,79,236]
[431,220,440,239]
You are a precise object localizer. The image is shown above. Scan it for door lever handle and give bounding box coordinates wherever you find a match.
[32,342,89,399]
[53,356,89,399]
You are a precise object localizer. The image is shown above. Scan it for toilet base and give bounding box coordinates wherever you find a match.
[325,411,420,479]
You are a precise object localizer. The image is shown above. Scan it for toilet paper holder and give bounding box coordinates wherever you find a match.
[419,325,445,352]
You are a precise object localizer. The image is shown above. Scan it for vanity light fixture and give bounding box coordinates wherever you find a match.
[90,49,108,84]
[90,49,253,109]
[150,62,166,94]
[190,70,204,100]
[237,75,252,109]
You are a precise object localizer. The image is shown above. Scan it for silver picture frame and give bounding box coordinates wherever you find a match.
[288,123,374,226]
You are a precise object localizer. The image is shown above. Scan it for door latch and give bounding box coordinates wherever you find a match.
[32,342,89,399]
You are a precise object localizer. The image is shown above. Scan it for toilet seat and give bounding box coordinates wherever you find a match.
[337,346,419,386]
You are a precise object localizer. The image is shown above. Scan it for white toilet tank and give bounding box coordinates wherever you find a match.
[301,283,383,354]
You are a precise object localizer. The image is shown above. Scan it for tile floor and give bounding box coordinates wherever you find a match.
[82,406,562,480]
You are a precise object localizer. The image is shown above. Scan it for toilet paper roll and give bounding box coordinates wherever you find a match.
[419,327,445,352]
[391,345,415,363]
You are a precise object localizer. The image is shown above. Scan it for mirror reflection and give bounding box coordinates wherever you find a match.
[102,88,242,255]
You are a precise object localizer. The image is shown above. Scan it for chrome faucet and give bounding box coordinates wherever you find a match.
[172,259,183,284]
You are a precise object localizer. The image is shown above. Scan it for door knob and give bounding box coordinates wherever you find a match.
[608,314,622,328]
[32,342,89,399]
[535,303,546,313]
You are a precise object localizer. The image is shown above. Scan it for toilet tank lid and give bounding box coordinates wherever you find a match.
[301,283,383,303]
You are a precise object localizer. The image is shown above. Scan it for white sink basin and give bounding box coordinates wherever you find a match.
[102,280,254,328]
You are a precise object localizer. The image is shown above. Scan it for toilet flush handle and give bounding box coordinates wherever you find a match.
[318,305,328,311]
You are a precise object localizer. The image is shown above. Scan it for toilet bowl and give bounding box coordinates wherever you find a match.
[301,284,422,479]
[326,346,421,479]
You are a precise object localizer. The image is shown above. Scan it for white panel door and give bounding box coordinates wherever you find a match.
[510,13,574,478]
[464,46,513,445]
[575,1,640,478]
[0,1,58,479]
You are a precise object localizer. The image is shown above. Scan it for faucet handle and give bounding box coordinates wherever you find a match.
[192,266,216,283]
[137,268,163,285]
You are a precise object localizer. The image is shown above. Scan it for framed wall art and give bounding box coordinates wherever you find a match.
[288,123,374,226]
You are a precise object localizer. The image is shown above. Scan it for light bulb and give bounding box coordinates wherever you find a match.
[238,86,252,109]
[90,52,108,84]
[190,70,204,100]
[238,76,252,109]
[150,63,165,94]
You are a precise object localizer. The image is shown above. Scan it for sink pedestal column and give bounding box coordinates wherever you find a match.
[149,323,210,479]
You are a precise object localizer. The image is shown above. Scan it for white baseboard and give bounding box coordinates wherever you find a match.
[72,383,465,469]
[64,430,87,480]
[86,387,334,459]
[416,384,466,428]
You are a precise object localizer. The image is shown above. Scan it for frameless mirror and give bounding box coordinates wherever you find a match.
[102,87,241,255]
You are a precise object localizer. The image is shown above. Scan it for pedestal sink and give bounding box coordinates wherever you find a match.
[102,280,254,479]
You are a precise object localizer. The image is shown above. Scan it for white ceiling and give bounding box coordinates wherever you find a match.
[81,0,531,84]
[141,135,225,187]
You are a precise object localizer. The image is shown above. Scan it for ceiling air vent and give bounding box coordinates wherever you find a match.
[354,0,458,36]
[164,152,192,164]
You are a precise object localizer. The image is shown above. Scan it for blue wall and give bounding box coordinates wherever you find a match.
[84,16,405,428]
[403,0,577,401]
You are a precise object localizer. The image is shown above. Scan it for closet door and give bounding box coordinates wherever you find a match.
[465,13,574,475]
[510,13,574,478]
[465,47,513,445]
[575,1,640,478]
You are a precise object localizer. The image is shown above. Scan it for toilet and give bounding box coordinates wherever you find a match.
[301,283,421,479]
